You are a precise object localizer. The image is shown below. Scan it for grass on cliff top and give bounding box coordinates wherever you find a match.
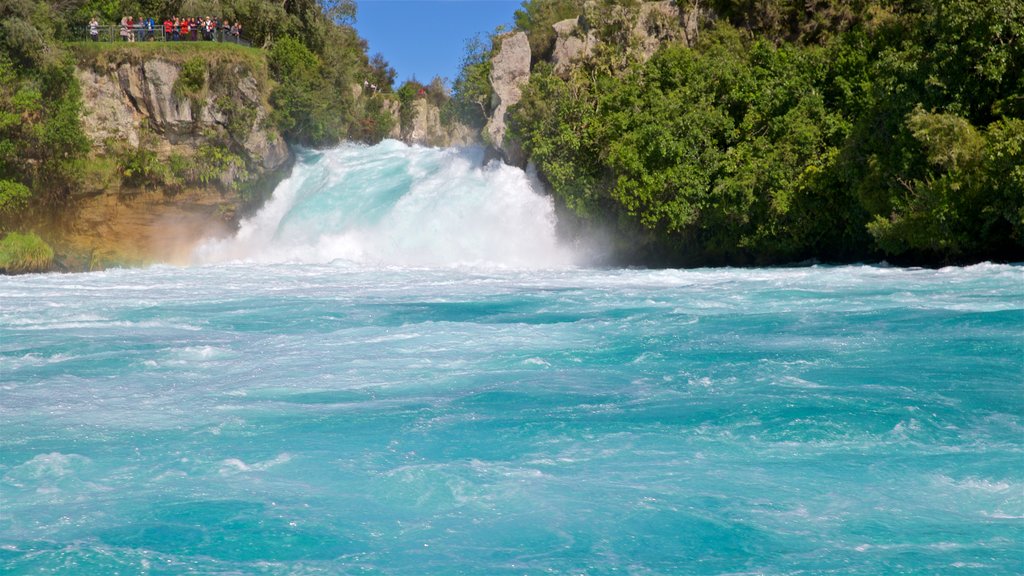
[0,232,54,274]
[69,40,265,70]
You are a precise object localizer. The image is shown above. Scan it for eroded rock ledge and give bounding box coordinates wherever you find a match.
[57,50,293,268]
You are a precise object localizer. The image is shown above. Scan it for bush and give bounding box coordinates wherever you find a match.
[118,144,168,187]
[0,179,31,216]
[0,231,54,274]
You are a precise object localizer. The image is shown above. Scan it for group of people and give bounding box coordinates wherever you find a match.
[87,16,242,43]
[161,17,242,42]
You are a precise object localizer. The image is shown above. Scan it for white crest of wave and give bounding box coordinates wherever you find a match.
[194,140,580,269]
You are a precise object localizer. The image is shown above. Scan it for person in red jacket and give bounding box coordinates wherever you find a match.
[163,18,173,41]
[180,18,189,41]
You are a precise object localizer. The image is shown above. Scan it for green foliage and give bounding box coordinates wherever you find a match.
[174,56,206,99]
[500,0,1023,265]
[269,36,327,145]
[367,53,396,92]
[216,95,257,143]
[0,231,53,274]
[510,62,607,217]
[112,126,250,192]
[451,34,494,129]
[0,51,89,213]
[395,81,418,133]
[513,25,854,263]
[866,110,1024,261]
[1,0,62,68]
[347,93,395,143]
[267,35,365,146]
[194,143,247,186]
[707,0,868,44]
[0,179,31,217]
[118,143,168,187]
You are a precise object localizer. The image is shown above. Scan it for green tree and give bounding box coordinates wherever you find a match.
[269,36,333,145]
[451,34,494,129]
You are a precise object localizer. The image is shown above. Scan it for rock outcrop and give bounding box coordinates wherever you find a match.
[552,17,597,75]
[62,52,293,268]
[75,57,289,177]
[484,31,531,165]
[549,1,697,75]
[401,99,475,148]
[634,0,694,60]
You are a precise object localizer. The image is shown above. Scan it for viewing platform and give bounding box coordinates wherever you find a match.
[83,24,251,47]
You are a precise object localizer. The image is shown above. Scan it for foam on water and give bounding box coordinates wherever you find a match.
[3,262,1022,574]
[2,142,1023,573]
[195,141,579,268]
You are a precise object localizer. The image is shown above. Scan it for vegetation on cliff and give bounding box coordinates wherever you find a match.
[0,0,400,269]
[469,0,1023,266]
[0,231,54,273]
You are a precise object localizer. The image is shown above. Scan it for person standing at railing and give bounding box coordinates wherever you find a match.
[89,17,99,41]
[164,18,173,41]
[119,16,129,41]
[221,18,231,42]
[145,17,155,41]
[231,21,241,42]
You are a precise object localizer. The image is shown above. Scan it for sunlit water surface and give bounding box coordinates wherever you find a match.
[2,142,1022,574]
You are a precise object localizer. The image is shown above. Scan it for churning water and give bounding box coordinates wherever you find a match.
[2,142,1022,574]
[195,142,581,268]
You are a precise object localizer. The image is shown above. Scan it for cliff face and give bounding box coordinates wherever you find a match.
[55,49,293,268]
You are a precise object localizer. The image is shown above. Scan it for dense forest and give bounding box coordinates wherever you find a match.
[457,0,1023,266]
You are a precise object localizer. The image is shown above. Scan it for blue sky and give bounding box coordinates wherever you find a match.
[354,0,521,86]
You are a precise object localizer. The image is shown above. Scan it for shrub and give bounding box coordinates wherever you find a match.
[173,56,206,101]
[0,179,31,216]
[118,144,168,187]
[0,231,54,274]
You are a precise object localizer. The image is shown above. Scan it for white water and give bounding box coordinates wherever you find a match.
[195,141,582,268]
[4,139,1023,573]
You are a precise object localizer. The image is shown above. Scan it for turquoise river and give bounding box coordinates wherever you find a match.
[2,142,1022,574]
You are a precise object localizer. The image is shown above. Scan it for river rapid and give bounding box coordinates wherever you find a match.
[2,142,1022,574]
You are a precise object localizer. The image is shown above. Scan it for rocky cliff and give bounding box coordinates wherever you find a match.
[52,46,293,268]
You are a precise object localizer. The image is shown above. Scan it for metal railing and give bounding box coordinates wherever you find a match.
[83,24,251,47]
